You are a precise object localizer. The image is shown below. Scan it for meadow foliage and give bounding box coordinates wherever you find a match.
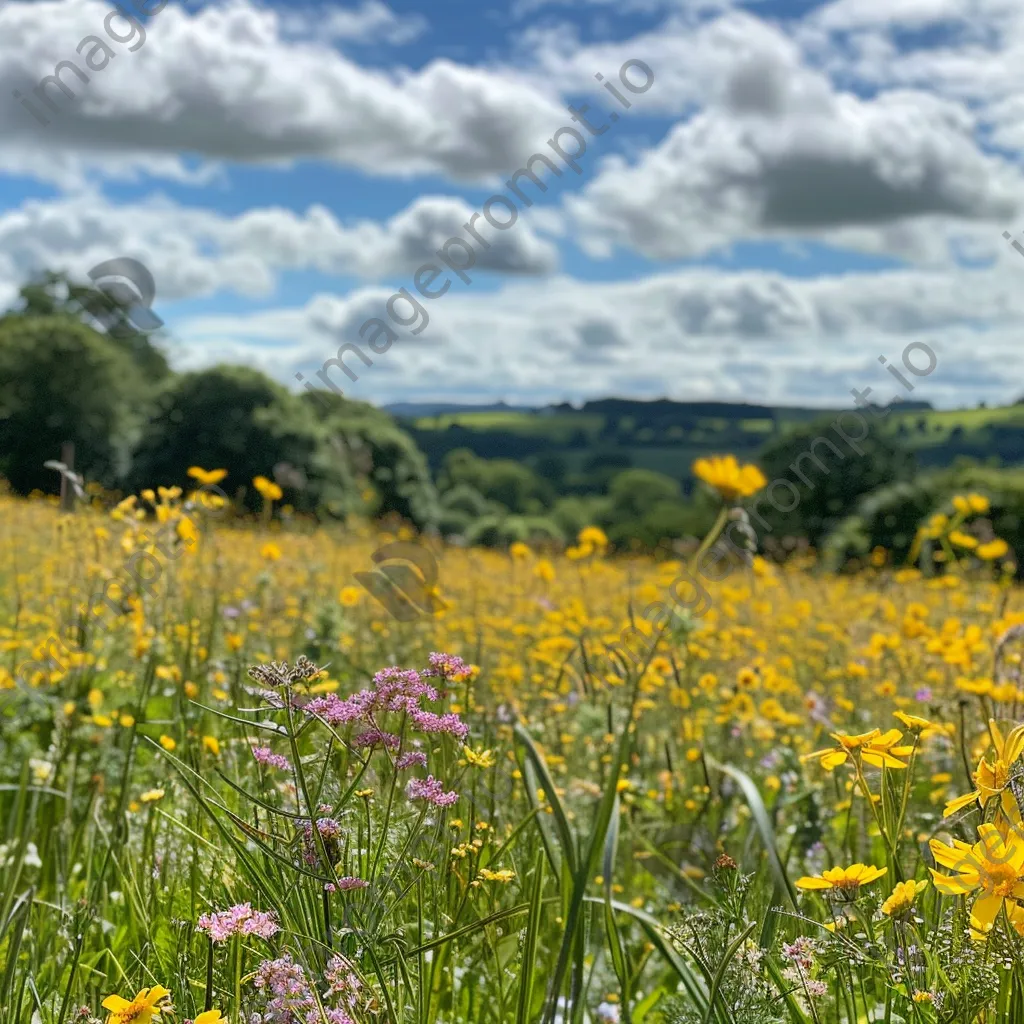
[2,466,1024,1024]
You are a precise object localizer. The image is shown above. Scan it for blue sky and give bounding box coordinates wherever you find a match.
[0,0,1022,409]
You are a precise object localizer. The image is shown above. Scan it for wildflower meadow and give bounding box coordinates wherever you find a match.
[3,461,1024,1024]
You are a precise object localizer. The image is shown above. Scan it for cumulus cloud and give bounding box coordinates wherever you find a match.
[170,263,1024,409]
[279,1,427,45]
[0,192,559,301]
[566,38,1021,262]
[0,0,568,185]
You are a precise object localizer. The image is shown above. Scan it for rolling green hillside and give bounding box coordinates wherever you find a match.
[399,397,1024,488]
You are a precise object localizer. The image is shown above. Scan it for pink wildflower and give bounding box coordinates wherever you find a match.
[407,775,459,807]
[252,746,291,770]
[396,751,428,770]
[197,902,279,942]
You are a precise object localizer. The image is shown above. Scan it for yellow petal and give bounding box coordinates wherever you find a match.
[930,868,980,895]
[943,790,980,817]
[821,751,849,771]
[861,750,907,769]
[102,996,132,1013]
[1003,725,1024,766]
[972,892,1004,928]
[795,876,834,890]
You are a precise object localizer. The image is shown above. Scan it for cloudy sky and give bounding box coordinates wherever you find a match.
[1,0,1022,408]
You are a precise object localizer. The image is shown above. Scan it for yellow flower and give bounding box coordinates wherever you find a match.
[943,718,1024,819]
[692,455,767,502]
[577,526,608,551]
[477,868,516,883]
[177,517,200,549]
[948,530,977,550]
[202,735,221,756]
[159,735,176,751]
[893,710,935,734]
[101,985,171,1024]
[253,476,283,502]
[881,879,928,917]
[187,467,228,486]
[795,863,887,892]
[534,559,555,582]
[977,538,1009,561]
[801,728,913,771]
[260,542,282,561]
[509,541,532,560]
[339,586,361,607]
[140,788,165,803]
[462,746,496,769]
[930,823,1024,934]
[195,1013,227,1024]
[969,493,990,513]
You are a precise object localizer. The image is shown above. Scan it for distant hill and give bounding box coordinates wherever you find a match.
[383,400,539,417]
[389,395,1024,487]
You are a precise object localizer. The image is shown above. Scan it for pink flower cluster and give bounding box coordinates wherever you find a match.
[407,775,458,807]
[300,817,343,866]
[395,751,428,770]
[197,902,280,943]
[250,954,355,1024]
[353,728,401,750]
[252,746,291,770]
[303,659,467,742]
[424,652,471,681]
[324,875,369,894]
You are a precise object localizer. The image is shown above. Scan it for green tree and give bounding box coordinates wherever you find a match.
[131,366,355,515]
[0,315,143,493]
[5,270,170,382]
[301,391,440,529]
[438,449,552,514]
[756,417,915,546]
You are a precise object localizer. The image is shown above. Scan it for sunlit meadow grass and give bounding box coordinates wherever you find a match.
[3,484,1024,1024]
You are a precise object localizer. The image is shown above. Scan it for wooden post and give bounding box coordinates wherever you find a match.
[59,441,75,513]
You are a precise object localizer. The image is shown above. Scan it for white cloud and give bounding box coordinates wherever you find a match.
[0,192,559,301]
[280,1,427,45]
[564,35,1021,263]
[0,0,568,186]
[169,263,1024,409]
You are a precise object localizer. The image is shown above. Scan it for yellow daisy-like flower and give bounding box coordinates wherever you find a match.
[202,735,221,757]
[800,728,914,772]
[186,467,227,486]
[338,586,361,607]
[943,719,1024,819]
[260,542,282,561]
[930,822,1024,934]
[477,868,516,883]
[796,863,887,892]
[533,559,555,582]
[101,985,171,1024]
[948,530,978,550]
[893,710,934,733]
[253,476,283,502]
[139,788,164,803]
[195,1012,227,1024]
[881,879,928,917]
[577,526,608,551]
[462,746,496,769]
[692,455,767,502]
[977,538,1009,561]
